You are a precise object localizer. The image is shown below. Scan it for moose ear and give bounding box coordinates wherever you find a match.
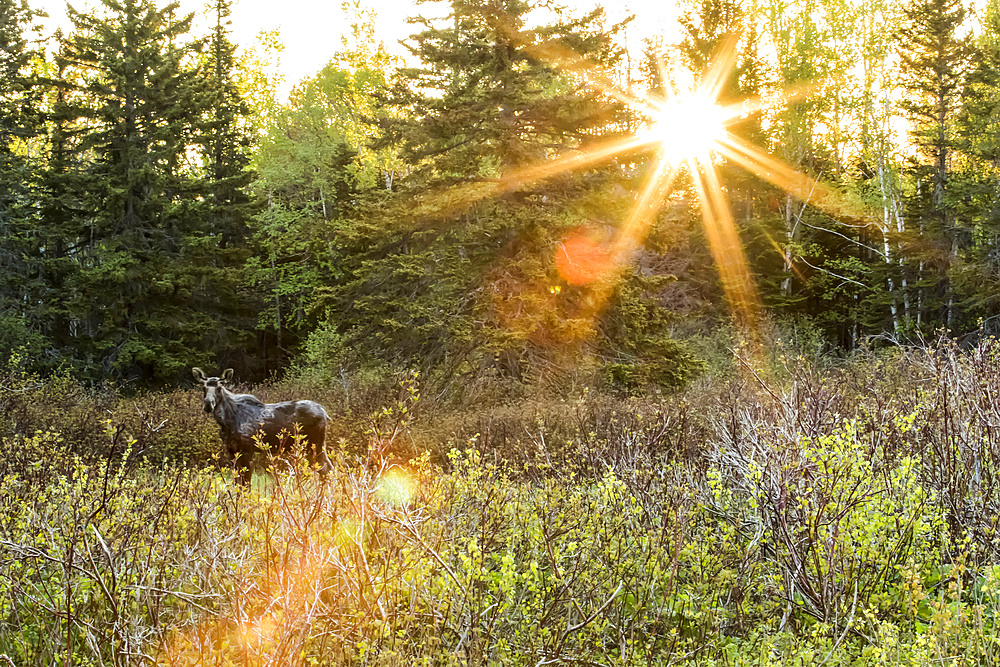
[192,367,207,382]
[221,368,235,382]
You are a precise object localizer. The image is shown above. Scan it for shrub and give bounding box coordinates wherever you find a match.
[7,337,1000,664]
[0,353,222,471]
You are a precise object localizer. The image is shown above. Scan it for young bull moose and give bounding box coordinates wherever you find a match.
[192,368,333,485]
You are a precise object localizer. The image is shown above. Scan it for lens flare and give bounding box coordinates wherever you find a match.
[556,232,612,286]
[335,516,362,547]
[376,467,417,507]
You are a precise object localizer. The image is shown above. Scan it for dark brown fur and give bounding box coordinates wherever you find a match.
[192,368,333,485]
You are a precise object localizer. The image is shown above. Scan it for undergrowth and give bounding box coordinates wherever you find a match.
[3,337,1000,664]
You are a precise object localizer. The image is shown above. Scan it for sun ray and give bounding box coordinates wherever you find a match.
[611,149,681,262]
[725,80,821,121]
[500,134,655,193]
[716,134,870,223]
[396,133,659,228]
[699,34,742,103]
[688,156,760,325]
[525,37,653,111]
[570,146,683,321]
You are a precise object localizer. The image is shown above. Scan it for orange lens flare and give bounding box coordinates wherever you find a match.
[556,232,612,286]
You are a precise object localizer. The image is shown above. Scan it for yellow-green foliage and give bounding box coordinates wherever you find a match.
[8,342,1000,664]
[0,429,994,666]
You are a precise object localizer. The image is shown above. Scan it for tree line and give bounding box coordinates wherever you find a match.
[2,0,1000,388]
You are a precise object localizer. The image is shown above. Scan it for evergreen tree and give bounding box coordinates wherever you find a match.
[381,0,623,180]
[955,0,1000,319]
[197,0,261,374]
[28,34,101,370]
[44,0,246,381]
[203,0,252,243]
[0,0,38,152]
[0,0,45,359]
[898,0,971,328]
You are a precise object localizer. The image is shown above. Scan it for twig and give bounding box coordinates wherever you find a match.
[538,581,626,667]
[796,256,868,289]
[381,511,471,605]
[733,352,785,407]
[126,586,220,613]
[84,529,119,621]
[566,581,624,635]
[818,580,858,666]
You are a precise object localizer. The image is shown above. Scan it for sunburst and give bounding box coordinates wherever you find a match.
[396,19,864,339]
[501,30,859,330]
[514,34,768,325]
[645,93,728,163]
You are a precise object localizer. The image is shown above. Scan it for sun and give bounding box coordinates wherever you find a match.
[646,93,728,163]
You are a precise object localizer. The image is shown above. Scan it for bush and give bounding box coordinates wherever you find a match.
[0,353,222,470]
[7,338,1000,663]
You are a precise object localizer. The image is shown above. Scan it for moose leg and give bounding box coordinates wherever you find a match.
[305,427,333,477]
[229,444,254,486]
[235,453,253,486]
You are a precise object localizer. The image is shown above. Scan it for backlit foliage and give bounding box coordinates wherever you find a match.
[5,339,1000,663]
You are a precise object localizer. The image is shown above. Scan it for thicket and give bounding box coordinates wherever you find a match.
[5,336,1000,664]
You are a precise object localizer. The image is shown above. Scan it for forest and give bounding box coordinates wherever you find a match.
[4,0,1000,663]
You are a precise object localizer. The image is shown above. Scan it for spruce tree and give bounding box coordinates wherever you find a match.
[203,0,252,244]
[898,0,971,327]
[196,0,260,374]
[0,0,38,152]
[0,0,45,360]
[47,0,243,381]
[382,0,623,180]
[955,0,1000,318]
[362,0,627,374]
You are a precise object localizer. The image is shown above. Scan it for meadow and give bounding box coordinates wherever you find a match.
[3,336,1000,665]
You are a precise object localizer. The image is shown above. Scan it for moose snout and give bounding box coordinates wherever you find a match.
[203,399,214,413]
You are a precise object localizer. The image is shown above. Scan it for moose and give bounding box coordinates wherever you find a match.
[192,368,333,485]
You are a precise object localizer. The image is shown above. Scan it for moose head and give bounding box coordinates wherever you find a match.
[192,367,233,414]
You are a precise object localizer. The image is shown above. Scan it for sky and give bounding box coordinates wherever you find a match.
[31,0,682,98]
